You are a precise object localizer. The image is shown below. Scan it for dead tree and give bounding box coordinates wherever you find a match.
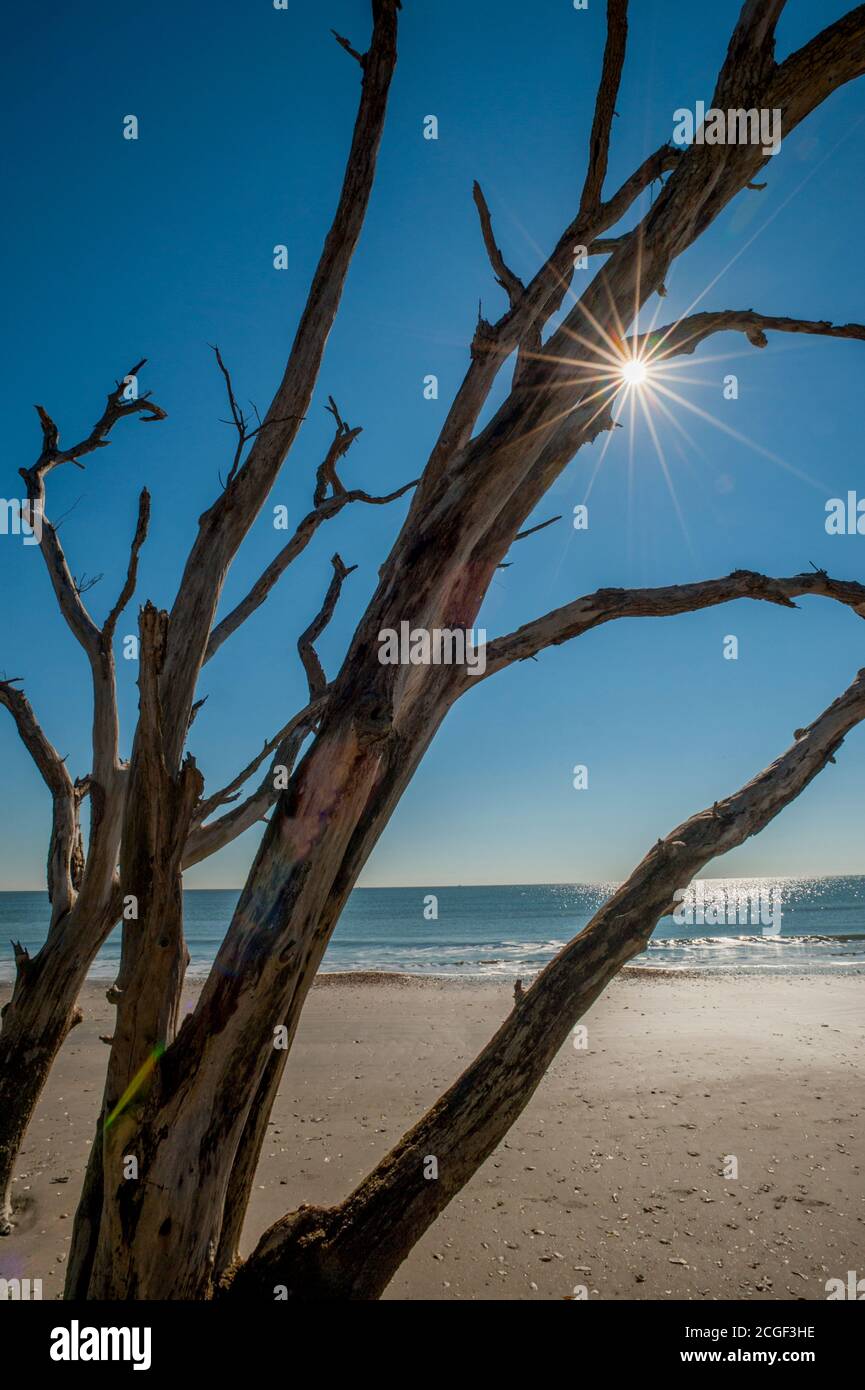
[0,0,862,1295]
[0,3,412,1228]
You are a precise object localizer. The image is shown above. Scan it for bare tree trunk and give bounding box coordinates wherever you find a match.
[70,604,203,1293]
[0,765,127,1232]
[0,896,119,1232]
[0,958,82,1232]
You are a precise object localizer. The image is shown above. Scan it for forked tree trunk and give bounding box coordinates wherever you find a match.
[28,0,865,1301]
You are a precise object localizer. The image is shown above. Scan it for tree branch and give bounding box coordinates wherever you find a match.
[472,181,524,308]
[587,235,628,256]
[186,550,355,862]
[17,365,166,797]
[713,0,788,108]
[418,140,683,495]
[298,554,357,701]
[26,360,165,480]
[182,722,311,869]
[189,696,326,834]
[331,29,365,69]
[678,6,865,244]
[314,397,362,505]
[210,347,302,489]
[204,432,417,667]
[159,0,401,768]
[103,488,151,642]
[0,679,72,799]
[497,514,561,568]
[767,5,865,137]
[467,570,865,686]
[212,345,249,487]
[512,514,561,543]
[0,678,79,924]
[638,310,865,361]
[578,0,629,215]
[422,3,865,576]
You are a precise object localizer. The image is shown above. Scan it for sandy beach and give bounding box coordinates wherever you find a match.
[2,971,862,1301]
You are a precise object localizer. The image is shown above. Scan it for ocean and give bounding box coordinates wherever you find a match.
[1,876,864,982]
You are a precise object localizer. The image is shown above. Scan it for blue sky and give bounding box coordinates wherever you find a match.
[1,0,863,889]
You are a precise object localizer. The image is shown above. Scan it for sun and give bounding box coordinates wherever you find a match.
[619,356,649,388]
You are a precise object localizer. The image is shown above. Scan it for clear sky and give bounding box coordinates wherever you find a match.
[1,0,863,890]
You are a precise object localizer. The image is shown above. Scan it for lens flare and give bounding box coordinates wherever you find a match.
[620,357,649,387]
[103,1043,165,1130]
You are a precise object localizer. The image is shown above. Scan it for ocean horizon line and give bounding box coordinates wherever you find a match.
[2,876,864,980]
[1,870,862,895]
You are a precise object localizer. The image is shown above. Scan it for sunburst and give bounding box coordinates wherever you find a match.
[619,355,650,388]
[560,307,824,555]
[475,119,865,555]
